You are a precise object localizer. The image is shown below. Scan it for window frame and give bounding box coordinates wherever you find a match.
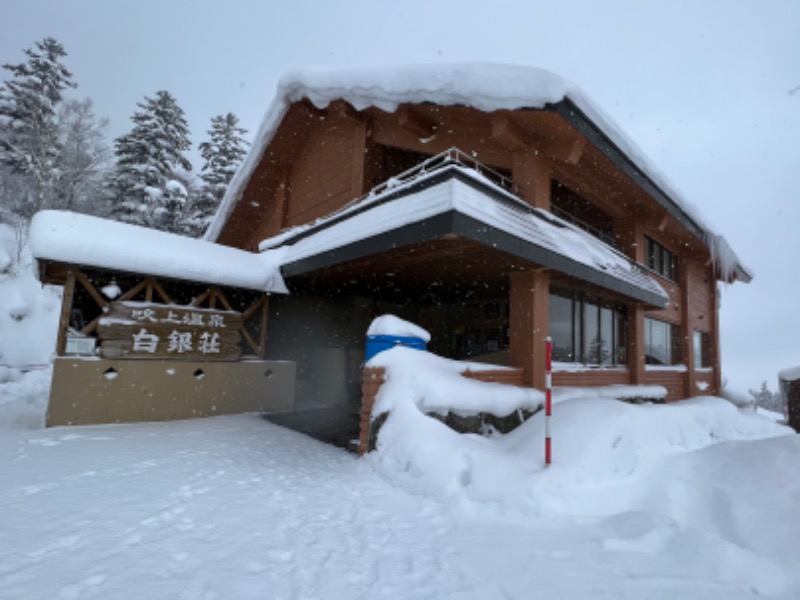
[693,330,712,369]
[549,288,628,367]
[644,317,682,366]
[645,236,677,282]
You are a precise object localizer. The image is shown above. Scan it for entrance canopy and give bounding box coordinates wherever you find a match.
[263,161,668,308]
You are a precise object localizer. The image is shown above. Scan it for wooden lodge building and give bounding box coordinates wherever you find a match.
[31,64,751,440]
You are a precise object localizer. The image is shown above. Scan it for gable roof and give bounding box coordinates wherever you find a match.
[205,63,751,284]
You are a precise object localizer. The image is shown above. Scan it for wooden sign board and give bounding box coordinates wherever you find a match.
[97,302,243,361]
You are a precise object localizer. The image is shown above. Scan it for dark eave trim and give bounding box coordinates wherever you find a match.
[280,187,667,308]
[270,165,532,249]
[550,98,706,242]
[451,212,667,308]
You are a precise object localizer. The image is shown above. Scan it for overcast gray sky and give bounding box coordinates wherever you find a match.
[3,0,799,393]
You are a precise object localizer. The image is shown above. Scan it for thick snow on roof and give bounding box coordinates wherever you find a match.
[263,166,667,305]
[29,211,288,293]
[779,365,800,382]
[205,63,750,282]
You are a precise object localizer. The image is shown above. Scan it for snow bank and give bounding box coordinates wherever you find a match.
[367,314,431,342]
[29,210,288,293]
[0,224,60,368]
[366,345,792,518]
[0,367,51,429]
[367,347,542,417]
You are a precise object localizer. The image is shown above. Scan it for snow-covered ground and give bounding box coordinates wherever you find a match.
[1,363,798,599]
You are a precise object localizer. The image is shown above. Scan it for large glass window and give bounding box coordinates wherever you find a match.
[549,288,627,366]
[646,236,677,281]
[645,318,682,365]
[693,331,711,369]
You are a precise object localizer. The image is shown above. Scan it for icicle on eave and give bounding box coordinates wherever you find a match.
[704,231,745,283]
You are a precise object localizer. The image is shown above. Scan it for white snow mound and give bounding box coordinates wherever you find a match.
[367,314,431,342]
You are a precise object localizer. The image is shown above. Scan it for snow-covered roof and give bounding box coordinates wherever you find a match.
[778,366,800,382]
[204,63,751,283]
[29,211,287,293]
[262,165,668,307]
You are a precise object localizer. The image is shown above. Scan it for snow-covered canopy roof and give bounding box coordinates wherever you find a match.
[29,211,287,293]
[205,63,751,284]
[261,164,668,307]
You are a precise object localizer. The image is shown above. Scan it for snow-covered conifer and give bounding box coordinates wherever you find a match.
[0,37,76,217]
[181,113,248,237]
[109,90,192,231]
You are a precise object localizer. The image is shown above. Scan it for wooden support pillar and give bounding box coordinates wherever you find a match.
[710,282,722,396]
[509,270,550,389]
[512,151,551,210]
[55,267,76,356]
[614,217,644,263]
[628,303,645,385]
[680,265,696,398]
[259,295,270,359]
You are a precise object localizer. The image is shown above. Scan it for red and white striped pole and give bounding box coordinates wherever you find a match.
[545,336,553,465]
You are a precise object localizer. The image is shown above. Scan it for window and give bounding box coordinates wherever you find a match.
[646,236,677,281]
[693,331,711,369]
[549,289,627,366]
[645,318,682,365]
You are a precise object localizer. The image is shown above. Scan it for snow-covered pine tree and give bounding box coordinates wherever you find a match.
[181,113,248,237]
[109,90,192,232]
[0,37,76,218]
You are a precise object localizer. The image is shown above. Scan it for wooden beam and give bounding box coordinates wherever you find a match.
[657,212,670,232]
[491,113,533,151]
[80,314,102,336]
[242,295,266,321]
[241,329,260,356]
[56,268,76,356]
[258,295,270,359]
[119,279,148,302]
[190,288,213,308]
[75,269,108,311]
[212,287,234,312]
[151,279,172,304]
[546,137,586,165]
[397,106,437,139]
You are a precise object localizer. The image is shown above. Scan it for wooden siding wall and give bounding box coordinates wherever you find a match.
[685,260,715,331]
[643,370,686,402]
[552,369,630,388]
[285,123,364,226]
[644,273,682,324]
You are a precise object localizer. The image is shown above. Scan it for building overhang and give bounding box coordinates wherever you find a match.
[272,166,668,308]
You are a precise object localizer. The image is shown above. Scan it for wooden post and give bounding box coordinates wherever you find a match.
[509,270,550,389]
[512,151,551,210]
[628,303,645,385]
[56,267,76,356]
[259,295,270,359]
[680,264,695,399]
[710,282,722,395]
